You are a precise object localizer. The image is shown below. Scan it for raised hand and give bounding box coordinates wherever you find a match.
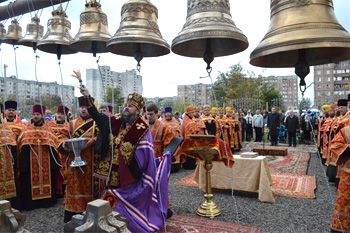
[79,85,90,97]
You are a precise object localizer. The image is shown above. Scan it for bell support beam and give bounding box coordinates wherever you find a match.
[0,0,70,21]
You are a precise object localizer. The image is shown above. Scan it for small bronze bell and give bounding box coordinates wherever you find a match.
[172,0,248,70]
[250,0,350,68]
[70,0,111,57]
[106,0,170,66]
[37,6,76,60]
[2,19,22,45]
[19,14,44,51]
[0,23,6,43]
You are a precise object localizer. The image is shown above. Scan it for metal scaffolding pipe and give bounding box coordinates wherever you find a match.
[0,0,71,21]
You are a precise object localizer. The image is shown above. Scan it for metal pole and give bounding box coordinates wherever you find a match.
[111,79,114,112]
[0,0,71,21]
[3,64,7,101]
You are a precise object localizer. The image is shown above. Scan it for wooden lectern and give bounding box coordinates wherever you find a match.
[180,135,234,218]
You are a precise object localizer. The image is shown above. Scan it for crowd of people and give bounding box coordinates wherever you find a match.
[193,106,319,148]
[1,84,350,232]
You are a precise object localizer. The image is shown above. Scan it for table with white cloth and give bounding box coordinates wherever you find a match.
[194,154,275,203]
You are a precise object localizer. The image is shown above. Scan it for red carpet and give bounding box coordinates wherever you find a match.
[270,172,316,199]
[160,214,262,233]
[267,152,310,175]
[252,146,288,156]
[175,172,316,199]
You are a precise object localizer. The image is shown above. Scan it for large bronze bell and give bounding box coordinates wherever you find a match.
[70,0,111,57]
[250,0,350,68]
[0,23,6,43]
[37,6,76,60]
[19,14,44,51]
[172,0,248,69]
[2,19,22,45]
[106,0,170,65]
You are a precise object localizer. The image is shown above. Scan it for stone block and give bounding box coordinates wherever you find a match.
[0,200,29,233]
[64,199,130,233]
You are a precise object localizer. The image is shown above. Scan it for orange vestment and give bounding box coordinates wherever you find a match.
[317,116,326,150]
[329,112,350,175]
[161,117,181,137]
[4,115,23,137]
[59,117,98,213]
[321,117,333,160]
[149,120,174,158]
[193,116,206,135]
[231,118,242,150]
[161,117,182,164]
[182,114,200,138]
[0,123,17,200]
[48,117,68,195]
[326,116,341,166]
[330,126,350,232]
[18,121,59,201]
[216,115,228,138]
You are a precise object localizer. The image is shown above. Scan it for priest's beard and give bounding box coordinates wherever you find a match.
[121,112,136,124]
[34,119,43,126]
[165,115,172,121]
[81,115,91,121]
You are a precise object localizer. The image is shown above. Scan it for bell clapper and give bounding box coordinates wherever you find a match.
[92,41,97,57]
[295,49,310,97]
[56,44,62,61]
[134,43,143,73]
[204,38,214,75]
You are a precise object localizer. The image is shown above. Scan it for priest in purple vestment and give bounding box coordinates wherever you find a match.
[80,85,171,232]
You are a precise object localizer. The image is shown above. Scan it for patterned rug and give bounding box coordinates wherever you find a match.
[271,172,316,198]
[160,214,262,233]
[267,152,310,175]
[252,146,288,156]
[175,172,316,199]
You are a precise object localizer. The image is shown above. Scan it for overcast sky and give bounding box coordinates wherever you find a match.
[0,0,349,102]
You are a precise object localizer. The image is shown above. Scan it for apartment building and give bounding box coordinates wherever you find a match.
[177,83,212,107]
[0,75,75,109]
[262,75,299,109]
[314,60,350,107]
[86,66,142,106]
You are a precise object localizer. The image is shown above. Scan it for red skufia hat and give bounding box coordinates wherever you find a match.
[78,96,94,107]
[57,105,69,116]
[108,105,113,113]
[32,105,46,115]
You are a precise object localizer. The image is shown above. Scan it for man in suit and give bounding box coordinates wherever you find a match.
[285,110,299,147]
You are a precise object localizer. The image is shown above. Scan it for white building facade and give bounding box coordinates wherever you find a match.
[0,76,75,109]
[86,66,143,106]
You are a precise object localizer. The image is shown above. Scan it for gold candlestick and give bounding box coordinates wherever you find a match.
[192,149,221,218]
[182,135,229,218]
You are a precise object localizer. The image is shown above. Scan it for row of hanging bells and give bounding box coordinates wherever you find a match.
[0,0,171,62]
[1,0,350,71]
